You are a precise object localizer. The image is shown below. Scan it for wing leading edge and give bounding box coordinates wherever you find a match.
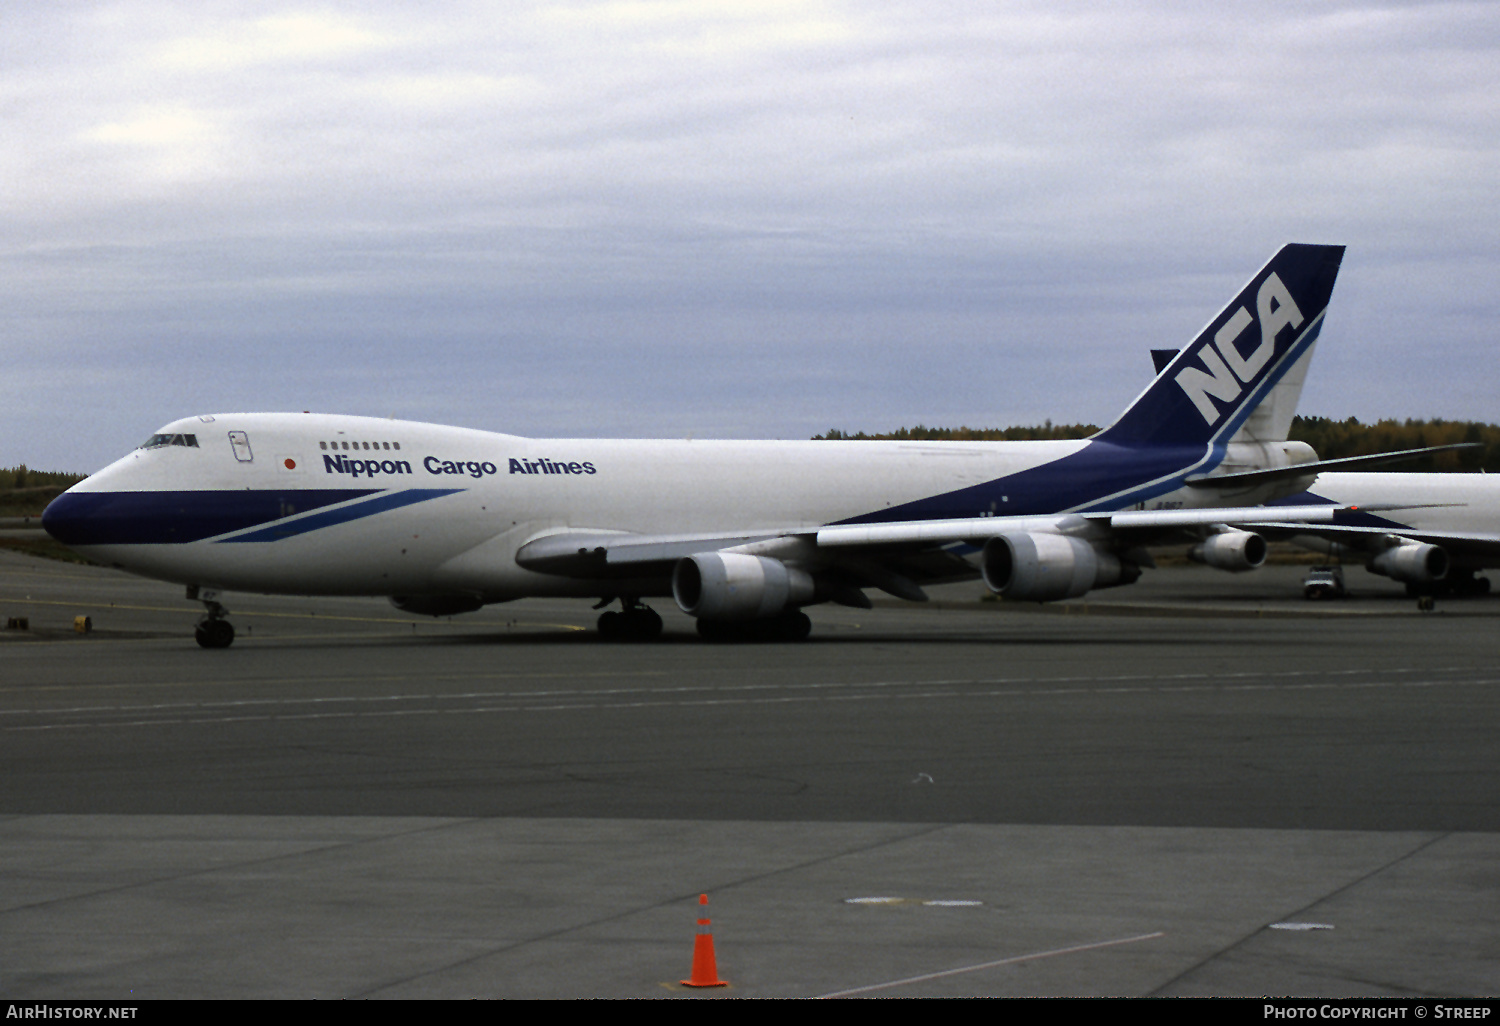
[518,503,1373,573]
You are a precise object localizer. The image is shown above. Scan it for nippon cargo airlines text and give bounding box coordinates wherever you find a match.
[321,454,598,479]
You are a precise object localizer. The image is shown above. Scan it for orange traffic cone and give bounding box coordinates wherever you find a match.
[680,893,728,987]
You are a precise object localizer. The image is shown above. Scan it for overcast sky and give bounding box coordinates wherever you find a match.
[4,1,1497,472]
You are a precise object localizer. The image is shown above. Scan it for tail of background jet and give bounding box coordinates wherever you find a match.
[1094,244,1345,449]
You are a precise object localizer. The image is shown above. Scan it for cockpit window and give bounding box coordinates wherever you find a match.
[140,433,199,450]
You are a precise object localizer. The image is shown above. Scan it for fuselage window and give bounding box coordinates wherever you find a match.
[316,438,402,450]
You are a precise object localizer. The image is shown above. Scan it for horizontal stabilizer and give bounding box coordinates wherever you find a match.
[1185,443,1482,488]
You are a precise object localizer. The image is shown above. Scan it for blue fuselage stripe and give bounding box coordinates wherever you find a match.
[221,489,462,542]
[42,488,460,546]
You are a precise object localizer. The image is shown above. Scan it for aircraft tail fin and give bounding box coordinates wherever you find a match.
[1095,243,1345,449]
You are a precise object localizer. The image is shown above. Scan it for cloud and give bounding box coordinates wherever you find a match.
[3,1,1498,471]
[153,11,395,70]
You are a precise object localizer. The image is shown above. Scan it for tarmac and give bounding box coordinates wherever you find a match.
[3,546,1498,998]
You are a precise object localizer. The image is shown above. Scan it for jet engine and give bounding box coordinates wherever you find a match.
[1369,542,1449,586]
[390,595,485,617]
[1188,529,1268,572]
[673,553,815,620]
[980,532,1135,602]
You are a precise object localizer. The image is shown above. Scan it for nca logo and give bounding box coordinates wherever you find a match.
[1175,272,1304,426]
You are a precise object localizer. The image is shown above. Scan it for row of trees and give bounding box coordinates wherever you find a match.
[1,465,85,491]
[815,420,1099,442]
[0,466,86,518]
[1286,417,1496,471]
[816,417,1500,472]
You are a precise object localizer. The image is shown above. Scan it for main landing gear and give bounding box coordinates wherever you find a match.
[594,600,814,642]
[596,600,664,642]
[190,587,236,649]
[1406,572,1491,600]
[696,611,812,643]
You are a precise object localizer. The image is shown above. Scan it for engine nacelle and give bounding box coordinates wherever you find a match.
[390,595,485,617]
[980,532,1130,602]
[1369,542,1449,585]
[673,553,816,620]
[1189,530,1268,573]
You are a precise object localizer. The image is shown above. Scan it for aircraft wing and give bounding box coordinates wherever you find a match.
[517,529,790,576]
[517,503,1369,583]
[813,503,1363,548]
[1242,520,1500,565]
[1240,474,1500,578]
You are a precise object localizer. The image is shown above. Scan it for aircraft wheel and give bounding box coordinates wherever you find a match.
[624,606,663,640]
[597,610,624,640]
[1449,573,1491,597]
[695,612,812,643]
[599,607,664,641]
[195,619,235,649]
[1416,595,1436,612]
[776,611,812,641]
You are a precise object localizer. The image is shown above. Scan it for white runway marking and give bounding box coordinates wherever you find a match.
[4,666,1492,732]
[815,930,1166,998]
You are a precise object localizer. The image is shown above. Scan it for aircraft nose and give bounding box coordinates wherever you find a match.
[42,490,113,546]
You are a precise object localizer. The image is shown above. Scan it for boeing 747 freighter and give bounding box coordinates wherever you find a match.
[45,244,1364,646]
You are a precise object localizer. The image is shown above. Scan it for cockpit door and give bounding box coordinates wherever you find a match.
[228,431,254,463]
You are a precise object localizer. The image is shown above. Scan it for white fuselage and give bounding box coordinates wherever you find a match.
[1290,472,1500,570]
[47,412,1279,600]
[1309,473,1500,537]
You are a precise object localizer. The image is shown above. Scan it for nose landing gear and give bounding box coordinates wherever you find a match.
[189,587,236,649]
